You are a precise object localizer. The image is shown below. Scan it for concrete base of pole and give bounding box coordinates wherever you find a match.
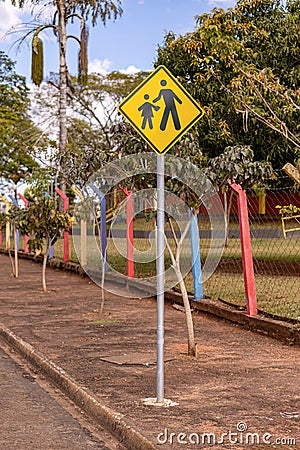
[142,397,179,407]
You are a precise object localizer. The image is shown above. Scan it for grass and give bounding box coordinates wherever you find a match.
[4,228,299,319]
[200,272,300,320]
[88,319,120,325]
[12,233,300,263]
[37,228,300,321]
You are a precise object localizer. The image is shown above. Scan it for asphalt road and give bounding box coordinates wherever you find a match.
[0,346,120,450]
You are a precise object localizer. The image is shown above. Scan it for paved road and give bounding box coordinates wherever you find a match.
[0,346,120,450]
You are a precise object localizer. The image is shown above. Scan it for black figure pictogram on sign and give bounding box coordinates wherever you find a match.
[153,79,183,131]
[138,94,160,130]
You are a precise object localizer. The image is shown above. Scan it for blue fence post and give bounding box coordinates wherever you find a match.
[190,212,203,301]
[100,193,107,268]
[43,191,55,259]
[9,195,20,251]
[89,185,108,271]
[49,243,54,259]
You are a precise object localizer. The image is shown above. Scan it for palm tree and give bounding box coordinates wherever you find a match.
[10,0,122,192]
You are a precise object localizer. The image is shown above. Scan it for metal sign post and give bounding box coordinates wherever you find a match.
[118,65,204,404]
[156,154,165,402]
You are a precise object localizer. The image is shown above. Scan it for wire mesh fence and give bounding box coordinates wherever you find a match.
[1,176,299,321]
[203,181,300,320]
[249,187,300,320]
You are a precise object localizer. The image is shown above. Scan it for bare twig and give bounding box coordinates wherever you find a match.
[211,67,300,149]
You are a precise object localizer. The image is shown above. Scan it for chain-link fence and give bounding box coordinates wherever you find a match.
[203,179,300,320]
[1,176,299,321]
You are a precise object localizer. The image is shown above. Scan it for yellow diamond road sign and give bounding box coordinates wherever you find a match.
[118,65,204,155]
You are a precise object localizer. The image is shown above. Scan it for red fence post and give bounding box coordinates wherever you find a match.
[229,182,258,316]
[55,188,69,263]
[17,193,29,253]
[126,191,134,278]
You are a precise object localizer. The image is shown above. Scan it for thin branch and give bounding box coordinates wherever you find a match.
[231,59,300,111]
[211,68,300,149]
[177,214,194,252]
[73,91,113,147]
[67,35,81,45]
[168,217,179,246]
[6,22,57,53]
[231,62,293,128]
[163,233,176,268]
[66,13,85,25]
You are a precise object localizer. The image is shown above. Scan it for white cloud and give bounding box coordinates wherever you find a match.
[88,58,112,75]
[120,65,141,75]
[0,1,50,39]
[208,0,235,4]
[0,1,22,34]
[88,60,140,76]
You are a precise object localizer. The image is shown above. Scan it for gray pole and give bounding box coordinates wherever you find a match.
[156,154,165,402]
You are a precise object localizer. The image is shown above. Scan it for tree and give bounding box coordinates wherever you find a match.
[0,51,43,184]
[6,0,123,192]
[0,204,20,277]
[17,182,71,291]
[30,70,152,186]
[205,145,273,245]
[63,71,150,185]
[155,0,300,172]
[30,67,206,191]
[164,213,197,356]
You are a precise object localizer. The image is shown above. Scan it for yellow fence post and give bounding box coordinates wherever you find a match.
[258,193,266,215]
[0,195,10,249]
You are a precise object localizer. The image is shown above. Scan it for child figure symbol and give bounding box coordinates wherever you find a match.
[138,94,160,130]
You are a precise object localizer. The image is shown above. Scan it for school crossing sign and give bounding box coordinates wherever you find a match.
[118,65,204,155]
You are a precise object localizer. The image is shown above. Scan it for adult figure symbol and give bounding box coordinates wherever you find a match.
[153,80,182,131]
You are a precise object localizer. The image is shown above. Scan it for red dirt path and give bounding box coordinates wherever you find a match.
[0,254,299,449]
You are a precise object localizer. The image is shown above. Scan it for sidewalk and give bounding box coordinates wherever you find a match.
[0,254,299,449]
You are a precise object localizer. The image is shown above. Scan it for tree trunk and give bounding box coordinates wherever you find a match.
[57,0,67,195]
[42,247,50,292]
[224,191,229,247]
[14,225,19,278]
[8,249,15,277]
[176,268,197,356]
[165,217,197,357]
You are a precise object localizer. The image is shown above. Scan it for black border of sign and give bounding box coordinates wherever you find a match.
[118,65,204,155]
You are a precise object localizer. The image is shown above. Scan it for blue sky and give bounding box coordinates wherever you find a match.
[0,0,235,81]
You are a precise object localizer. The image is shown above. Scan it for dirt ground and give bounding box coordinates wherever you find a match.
[0,254,299,449]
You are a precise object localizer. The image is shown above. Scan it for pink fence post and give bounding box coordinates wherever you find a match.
[55,188,69,262]
[229,182,258,316]
[18,193,29,253]
[126,191,134,278]
[119,185,134,278]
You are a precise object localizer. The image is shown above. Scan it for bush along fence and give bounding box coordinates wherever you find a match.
[0,181,299,320]
[0,186,72,291]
